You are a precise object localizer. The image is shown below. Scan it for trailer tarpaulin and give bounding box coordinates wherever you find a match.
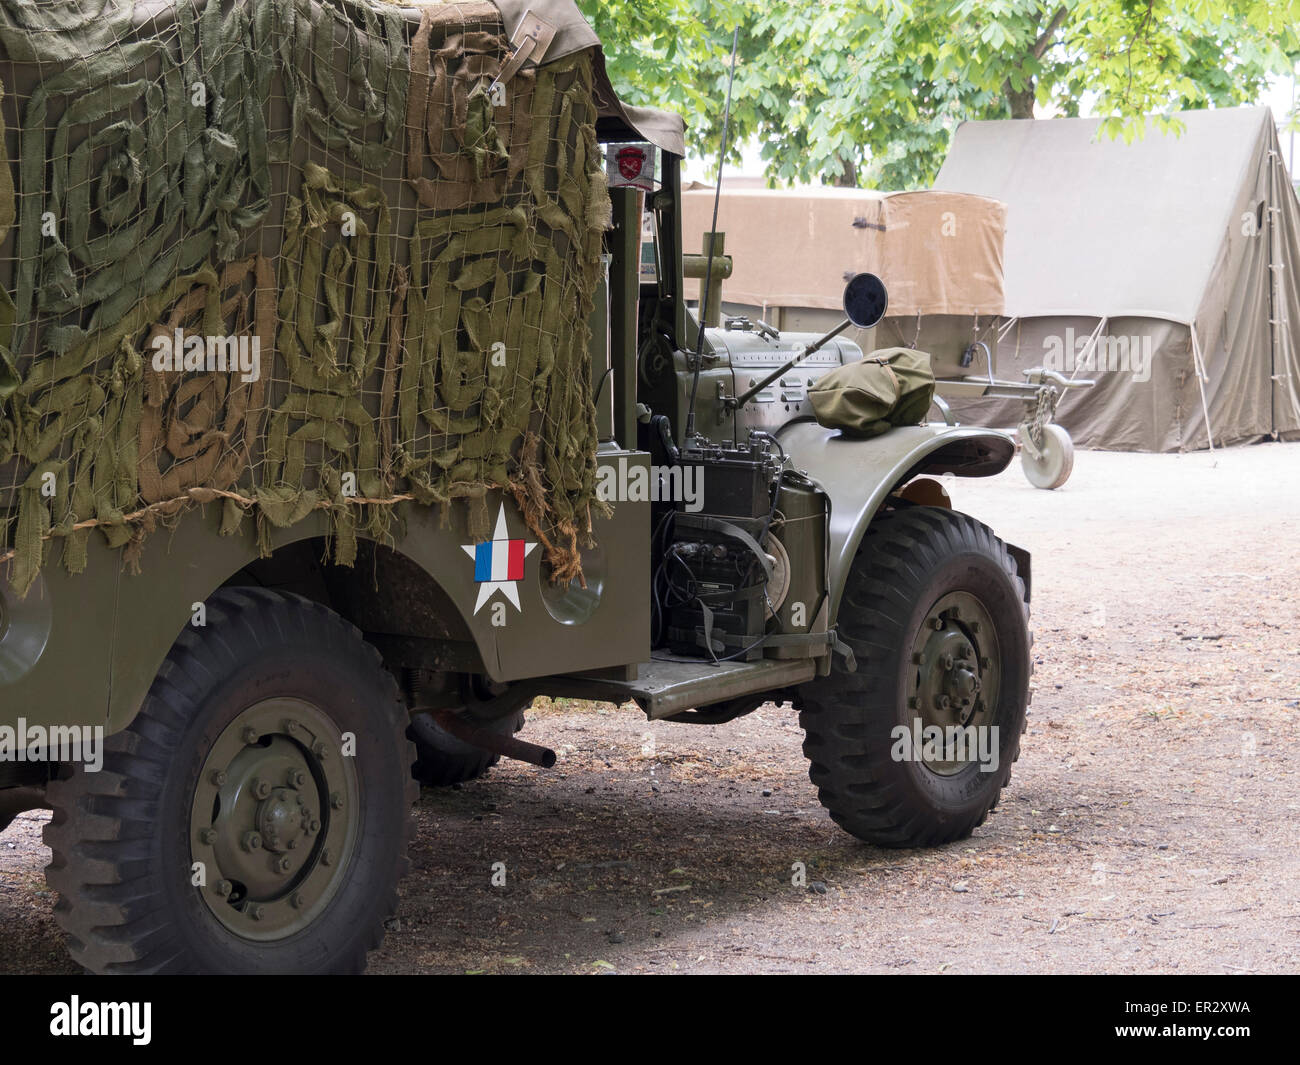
[681,186,1006,318]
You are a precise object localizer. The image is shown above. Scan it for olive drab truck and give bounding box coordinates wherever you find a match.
[0,0,1031,974]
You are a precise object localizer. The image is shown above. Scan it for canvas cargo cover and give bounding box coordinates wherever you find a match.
[681,187,1006,318]
[485,0,685,156]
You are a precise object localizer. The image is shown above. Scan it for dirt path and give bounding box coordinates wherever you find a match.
[3,442,1297,974]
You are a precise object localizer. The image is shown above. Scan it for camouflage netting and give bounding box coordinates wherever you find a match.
[0,0,611,596]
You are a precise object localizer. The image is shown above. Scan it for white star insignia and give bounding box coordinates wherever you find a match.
[461,503,538,614]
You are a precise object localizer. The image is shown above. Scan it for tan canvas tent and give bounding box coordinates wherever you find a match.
[935,106,1300,451]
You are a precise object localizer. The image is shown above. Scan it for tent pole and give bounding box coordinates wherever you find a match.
[1070,317,1108,381]
[1267,146,1285,439]
[1190,323,1216,454]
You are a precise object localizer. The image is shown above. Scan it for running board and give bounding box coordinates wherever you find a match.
[553,655,816,720]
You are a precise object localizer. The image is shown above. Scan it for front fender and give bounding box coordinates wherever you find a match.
[775,421,1015,623]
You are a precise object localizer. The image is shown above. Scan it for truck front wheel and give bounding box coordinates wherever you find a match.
[795,506,1030,847]
[43,587,417,973]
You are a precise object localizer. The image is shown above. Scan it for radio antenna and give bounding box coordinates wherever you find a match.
[684,23,740,443]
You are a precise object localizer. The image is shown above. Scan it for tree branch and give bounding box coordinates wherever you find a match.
[1032,5,1069,59]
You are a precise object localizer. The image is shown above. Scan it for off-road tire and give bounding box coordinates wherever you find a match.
[407,710,525,787]
[795,506,1031,847]
[43,587,418,974]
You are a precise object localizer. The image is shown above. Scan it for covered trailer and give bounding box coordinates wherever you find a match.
[681,185,1089,486]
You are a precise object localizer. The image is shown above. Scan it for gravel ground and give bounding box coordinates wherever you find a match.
[3,441,1297,974]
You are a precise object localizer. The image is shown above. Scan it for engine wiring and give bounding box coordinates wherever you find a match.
[650,435,791,665]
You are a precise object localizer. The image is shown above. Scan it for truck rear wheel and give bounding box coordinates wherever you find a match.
[796,506,1030,847]
[43,587,417,974]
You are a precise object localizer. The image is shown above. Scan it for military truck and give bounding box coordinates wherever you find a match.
[0,0,1030,974]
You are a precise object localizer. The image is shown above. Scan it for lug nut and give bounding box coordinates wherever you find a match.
[961,644,973,658]
[249,905,265,921]
[284,719,299,735]
[199,828,218,846]
[330,793,344,810]
[942,653,954,670]
[969,621,982,634]
[309,820,321,834]
[276,856,292,874]
[241,726,259,745]
[312,741,329,760]
[980,656,992,669]
[288,839,299,850]
[252,778,272,800]
[210,770,228,786]
[321,849,333,867]
[290,892,305,910]
[287,769,306,788]
[929,617,944,630]
[934,694,951,711]
[214,879,233,897]
[241,831,263,852]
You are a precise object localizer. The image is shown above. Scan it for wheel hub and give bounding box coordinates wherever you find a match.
[257,787,307,852]
[906,591,1002,775]
[190,699,358,941]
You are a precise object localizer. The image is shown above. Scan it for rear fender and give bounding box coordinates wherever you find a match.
[775,421,1016,623]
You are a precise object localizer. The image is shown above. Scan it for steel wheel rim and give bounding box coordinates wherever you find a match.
[1023,424,1072,488]
[905,590,1001,776]
[190,698,359,941]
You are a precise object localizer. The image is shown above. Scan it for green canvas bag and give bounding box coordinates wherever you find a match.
[808,347,936,438]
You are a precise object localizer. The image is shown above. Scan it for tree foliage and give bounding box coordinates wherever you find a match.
[576,0,1300,188]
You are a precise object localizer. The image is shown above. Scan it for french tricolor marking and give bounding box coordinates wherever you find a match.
[462,503,537,614]
[473,537,526,583]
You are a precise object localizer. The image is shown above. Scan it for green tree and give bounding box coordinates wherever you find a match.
[577,0,1300,188]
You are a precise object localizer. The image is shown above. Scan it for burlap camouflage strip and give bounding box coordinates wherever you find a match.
[406,3,535,210]
[276,0,409,170]
[0,78,15,405]
[0,0,140,64]
[139,255,274,506]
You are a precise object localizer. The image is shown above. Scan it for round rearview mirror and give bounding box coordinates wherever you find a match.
[842,272,889,328]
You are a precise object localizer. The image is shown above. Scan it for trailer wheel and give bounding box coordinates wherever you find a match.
[795,507,1030,847]
[43,587,417,974]
[1021,423,1074,489]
